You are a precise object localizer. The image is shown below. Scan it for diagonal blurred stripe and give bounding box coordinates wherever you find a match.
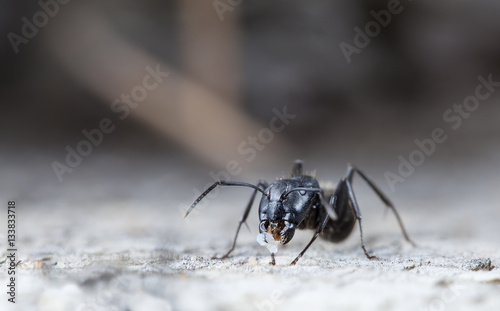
[44,4,292,169]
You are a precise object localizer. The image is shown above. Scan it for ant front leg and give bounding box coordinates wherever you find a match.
[212,180,269,260]
[290,195,336,265]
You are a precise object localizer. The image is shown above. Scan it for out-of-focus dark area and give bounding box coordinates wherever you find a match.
[1,0,500,204]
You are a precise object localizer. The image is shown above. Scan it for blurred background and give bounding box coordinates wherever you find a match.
[1,0,500,310]
[2,0,500,205]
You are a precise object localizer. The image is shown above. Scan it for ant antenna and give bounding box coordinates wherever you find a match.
[184,181,267,218]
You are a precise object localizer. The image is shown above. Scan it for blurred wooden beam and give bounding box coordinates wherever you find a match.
[44,4,291,169]
[179,0,242,106]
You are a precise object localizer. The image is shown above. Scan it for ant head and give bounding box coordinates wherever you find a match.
[258,179,320,244]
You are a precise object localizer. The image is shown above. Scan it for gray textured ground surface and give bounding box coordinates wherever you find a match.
[1,155,499,311]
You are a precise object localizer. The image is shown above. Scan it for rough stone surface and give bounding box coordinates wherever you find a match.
[1,157,499,311]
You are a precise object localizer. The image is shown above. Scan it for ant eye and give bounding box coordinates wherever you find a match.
[299,190,306,196]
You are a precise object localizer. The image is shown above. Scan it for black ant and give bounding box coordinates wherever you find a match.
[185,160,415,265]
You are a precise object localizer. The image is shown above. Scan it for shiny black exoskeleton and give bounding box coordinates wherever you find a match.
[185,160,415,265]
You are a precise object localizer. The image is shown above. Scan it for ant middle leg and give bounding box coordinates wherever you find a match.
[346,166,416,246]
[340,165,416,260]
[334,178,377,260]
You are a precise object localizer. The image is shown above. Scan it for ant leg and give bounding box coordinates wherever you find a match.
[290,196,336,265]
[344,178,378,260]
[213,180,269,260]
[291,159,303,177]
[290,214,330,265]
[346,166,416,246]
